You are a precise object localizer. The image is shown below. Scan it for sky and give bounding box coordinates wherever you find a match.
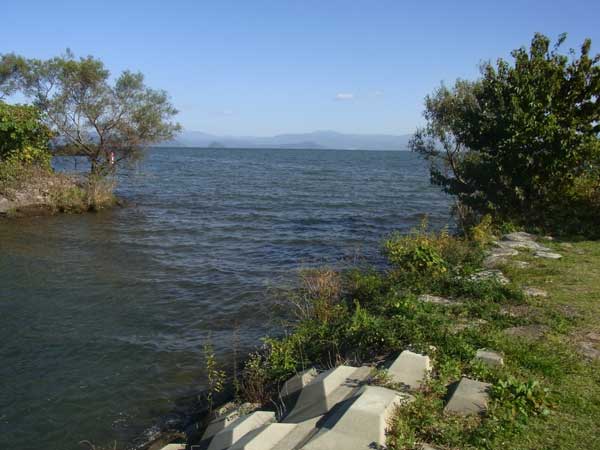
[2,0,599,136]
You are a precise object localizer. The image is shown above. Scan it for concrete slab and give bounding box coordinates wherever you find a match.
[283,365,371,423]
[472,349,504,368]
[470,269,509,285]
[228,423,297,450]
[302,386,414,450]
[279,368,318,398]
[207,411,276,450]
[271,416,322,450]
[444,377,491,416]
[388,350,432,390]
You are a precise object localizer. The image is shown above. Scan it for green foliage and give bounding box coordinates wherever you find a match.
[491,377,551,424]
[203,341,226,413]
[0,100,52,167]
[411,33,600,235]
[0,50,181,174]
[384,221,449,275]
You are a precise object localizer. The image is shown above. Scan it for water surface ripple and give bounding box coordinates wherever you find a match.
[0,148,451,450]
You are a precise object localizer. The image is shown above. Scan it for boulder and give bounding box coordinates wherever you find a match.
[534,251,562,259]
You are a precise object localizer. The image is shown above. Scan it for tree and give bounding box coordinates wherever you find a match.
[0,50,181,174]
[411,33,600,231]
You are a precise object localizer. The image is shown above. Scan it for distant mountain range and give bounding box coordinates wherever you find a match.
[160,130,412,151]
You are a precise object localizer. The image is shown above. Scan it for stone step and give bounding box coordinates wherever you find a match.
[301,385,414,450]
[283,365,371,423]
[228,423,298,450]
[279,368,318,399]
[444,377,491,416]
[388,350,432,391]
[207,410,276,450]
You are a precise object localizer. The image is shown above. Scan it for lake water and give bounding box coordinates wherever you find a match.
[0,148,451,450]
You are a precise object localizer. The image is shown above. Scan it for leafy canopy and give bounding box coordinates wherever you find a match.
[0,50,181,174]
[411,33,600,231]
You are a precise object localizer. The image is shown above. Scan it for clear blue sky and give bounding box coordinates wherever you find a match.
[2,0,599,136]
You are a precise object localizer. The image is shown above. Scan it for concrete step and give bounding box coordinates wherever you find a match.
[202,403,259,442]
[301,385,414,450]
[283,365,371,423]
[228,423,298,450]
[279,368,318,399]
[444,377,491,416]
[207,410,275,450]
[388,350,432,391]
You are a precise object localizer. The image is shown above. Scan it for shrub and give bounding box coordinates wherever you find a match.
[491,377,551,424]
[384,221,449,276]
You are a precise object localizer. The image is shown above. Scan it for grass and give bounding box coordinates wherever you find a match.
[228,225,600,450]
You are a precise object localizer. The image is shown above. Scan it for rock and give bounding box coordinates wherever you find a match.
[444,377,491,416]
[202,403,260,442]
[488,247,520,257]
[523,287,548,298]
[417,294,459,306]
[228,423,297,450]
[503,325,548,339]
[502,231,537,242]
[283,365,371,423]
[279,368,318,398]
[207,411,275,450]
[498,240,548,251]
[472,349,504,368]
[470,269,509,285]
[534,251,562,259]
[388,350,432,390]
[500,305,537,318]
[512,261,530,269]
[159,445,185,450]
[0,197,10,214]
[419,445,441,450]
[302,386,414,450]
[560,242,574,249]
[452,318,488,333]
[578,341,600,360]
[483,255,506,269]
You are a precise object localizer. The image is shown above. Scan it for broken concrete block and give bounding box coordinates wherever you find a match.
[445,377,491,415]
[503,325,548,339]
[388,350,432,390]
[472,349,504,368]
[283,365,370,423]
[470,269,509,285]
[207,411,275,450]
[279,367,318,398]
[228,423,297,450]
[302,386,414,450]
